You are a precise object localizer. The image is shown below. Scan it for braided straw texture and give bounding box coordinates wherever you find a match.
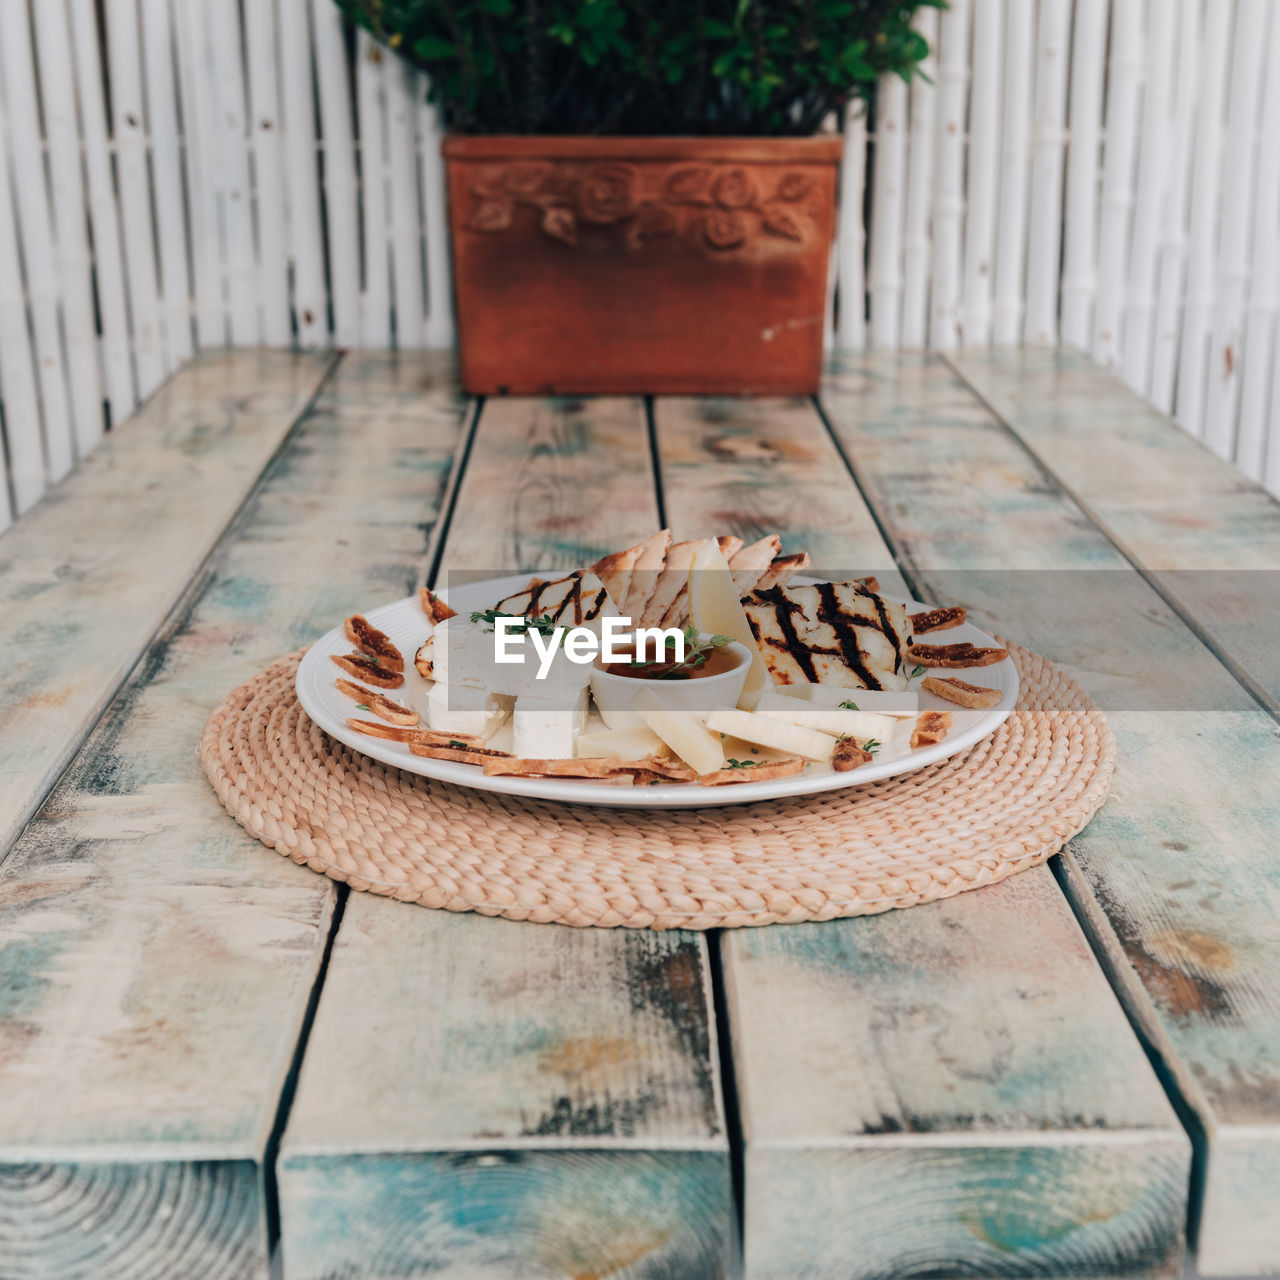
[199,643,1114,930]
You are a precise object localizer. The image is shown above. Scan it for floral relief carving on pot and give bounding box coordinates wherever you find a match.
[465,161,818,252]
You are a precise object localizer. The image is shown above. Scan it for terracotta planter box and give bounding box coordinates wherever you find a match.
[443,135,842,396]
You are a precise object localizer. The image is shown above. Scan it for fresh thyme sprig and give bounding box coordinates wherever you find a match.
[839,699,860,710]
[725,758,762,769]
[469,608,559,636]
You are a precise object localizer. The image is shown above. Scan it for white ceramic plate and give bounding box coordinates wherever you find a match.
[295,574,1019,809]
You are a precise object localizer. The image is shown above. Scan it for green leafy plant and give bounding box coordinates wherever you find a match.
[336,0,943,135]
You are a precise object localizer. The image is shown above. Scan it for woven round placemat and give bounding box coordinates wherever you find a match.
[199,642,1114,930]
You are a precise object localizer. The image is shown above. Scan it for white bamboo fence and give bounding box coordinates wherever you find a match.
[1,0,1279,529]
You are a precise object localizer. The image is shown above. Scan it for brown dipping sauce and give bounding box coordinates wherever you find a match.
[600,641,739,681]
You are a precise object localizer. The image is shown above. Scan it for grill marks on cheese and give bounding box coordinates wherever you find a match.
[744,581,910,690]
[495,571,609,626]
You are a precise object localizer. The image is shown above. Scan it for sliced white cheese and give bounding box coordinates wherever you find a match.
[771,682,919,716]
[755,694,896,743]
[705,707,835,762]
[687,541,772,710]
[426,681,512,738]
[576,723,668,760]
[633,689,725,775]
[512,687,588,759]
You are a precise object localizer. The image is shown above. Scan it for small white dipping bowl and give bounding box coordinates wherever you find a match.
[589,638,752,730]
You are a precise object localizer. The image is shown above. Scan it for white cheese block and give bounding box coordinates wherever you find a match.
[705,707,835,762]
[771,683,919,716]
[687,541,772,710]
[512,687,588,759]
[446,612,592,701]
[633,689,725,775]
[426,681,512,738]
[576,723,667,760]
[755,693,896,743]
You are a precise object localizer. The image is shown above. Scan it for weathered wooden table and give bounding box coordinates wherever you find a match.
[2,349,1278,1280]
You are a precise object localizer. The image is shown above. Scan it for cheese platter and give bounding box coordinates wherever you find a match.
[294,532,1019,808]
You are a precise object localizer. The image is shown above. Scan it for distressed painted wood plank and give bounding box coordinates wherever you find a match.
[729,877,1188,1280]
[947,346,1280,712]
[279,394,731,1280]
[822,352,1280,1276]
[654,395,900,579]
[652,396,1188,1280]
[0,353,469,1279]
[0,349,334,866]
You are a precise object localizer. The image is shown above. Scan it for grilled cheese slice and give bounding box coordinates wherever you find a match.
[742,581,911,690]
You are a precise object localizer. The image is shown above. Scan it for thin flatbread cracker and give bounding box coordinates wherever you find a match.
[591,542,645,614]
[701,757,805,785]
[652,538,709,628]
[729,535,782,596]
[754,551,810,592]
[922,676,1001,709]
[622,528,673,623]
[483,756,628,778]
[716,535,744,561]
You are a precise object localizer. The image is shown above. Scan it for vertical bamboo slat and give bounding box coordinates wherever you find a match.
[0,86,45,515]
[105,0,167,393]
[31,0,103,458]
[69,0,135,423]
[869,74,908,349]
[356,34,392,348]
[1236,3,1280,482]
[418,89,455,349]
[1121,0,1177,394]
[1204,0,1269,461]
[835,105,868,351]
[0,0,75,482]
[311,0,362,346]
[1024,0,1071,345]
[1149,0,1200,414]
[930,0,971,351]
[244,0,293,346]
[901,6,940,349]
[1174,0,1232,436]
[1060,0,1107,349]
[993,0,1034,346]
[278,0,328,347]
[1092,0,1143,369]
[207,0,261,346]
[387,61,427,347]
[141,0,195,368]
[961,0,1001,348]
[174,0,229,348]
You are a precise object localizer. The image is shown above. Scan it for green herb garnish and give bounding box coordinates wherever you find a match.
[447,740,468,750]
[839,699,860,710]
[725,758,762,769]
[864,739,881,755]
[355,703,371,712]
[908,663,927,681]
[469,608,558,636]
